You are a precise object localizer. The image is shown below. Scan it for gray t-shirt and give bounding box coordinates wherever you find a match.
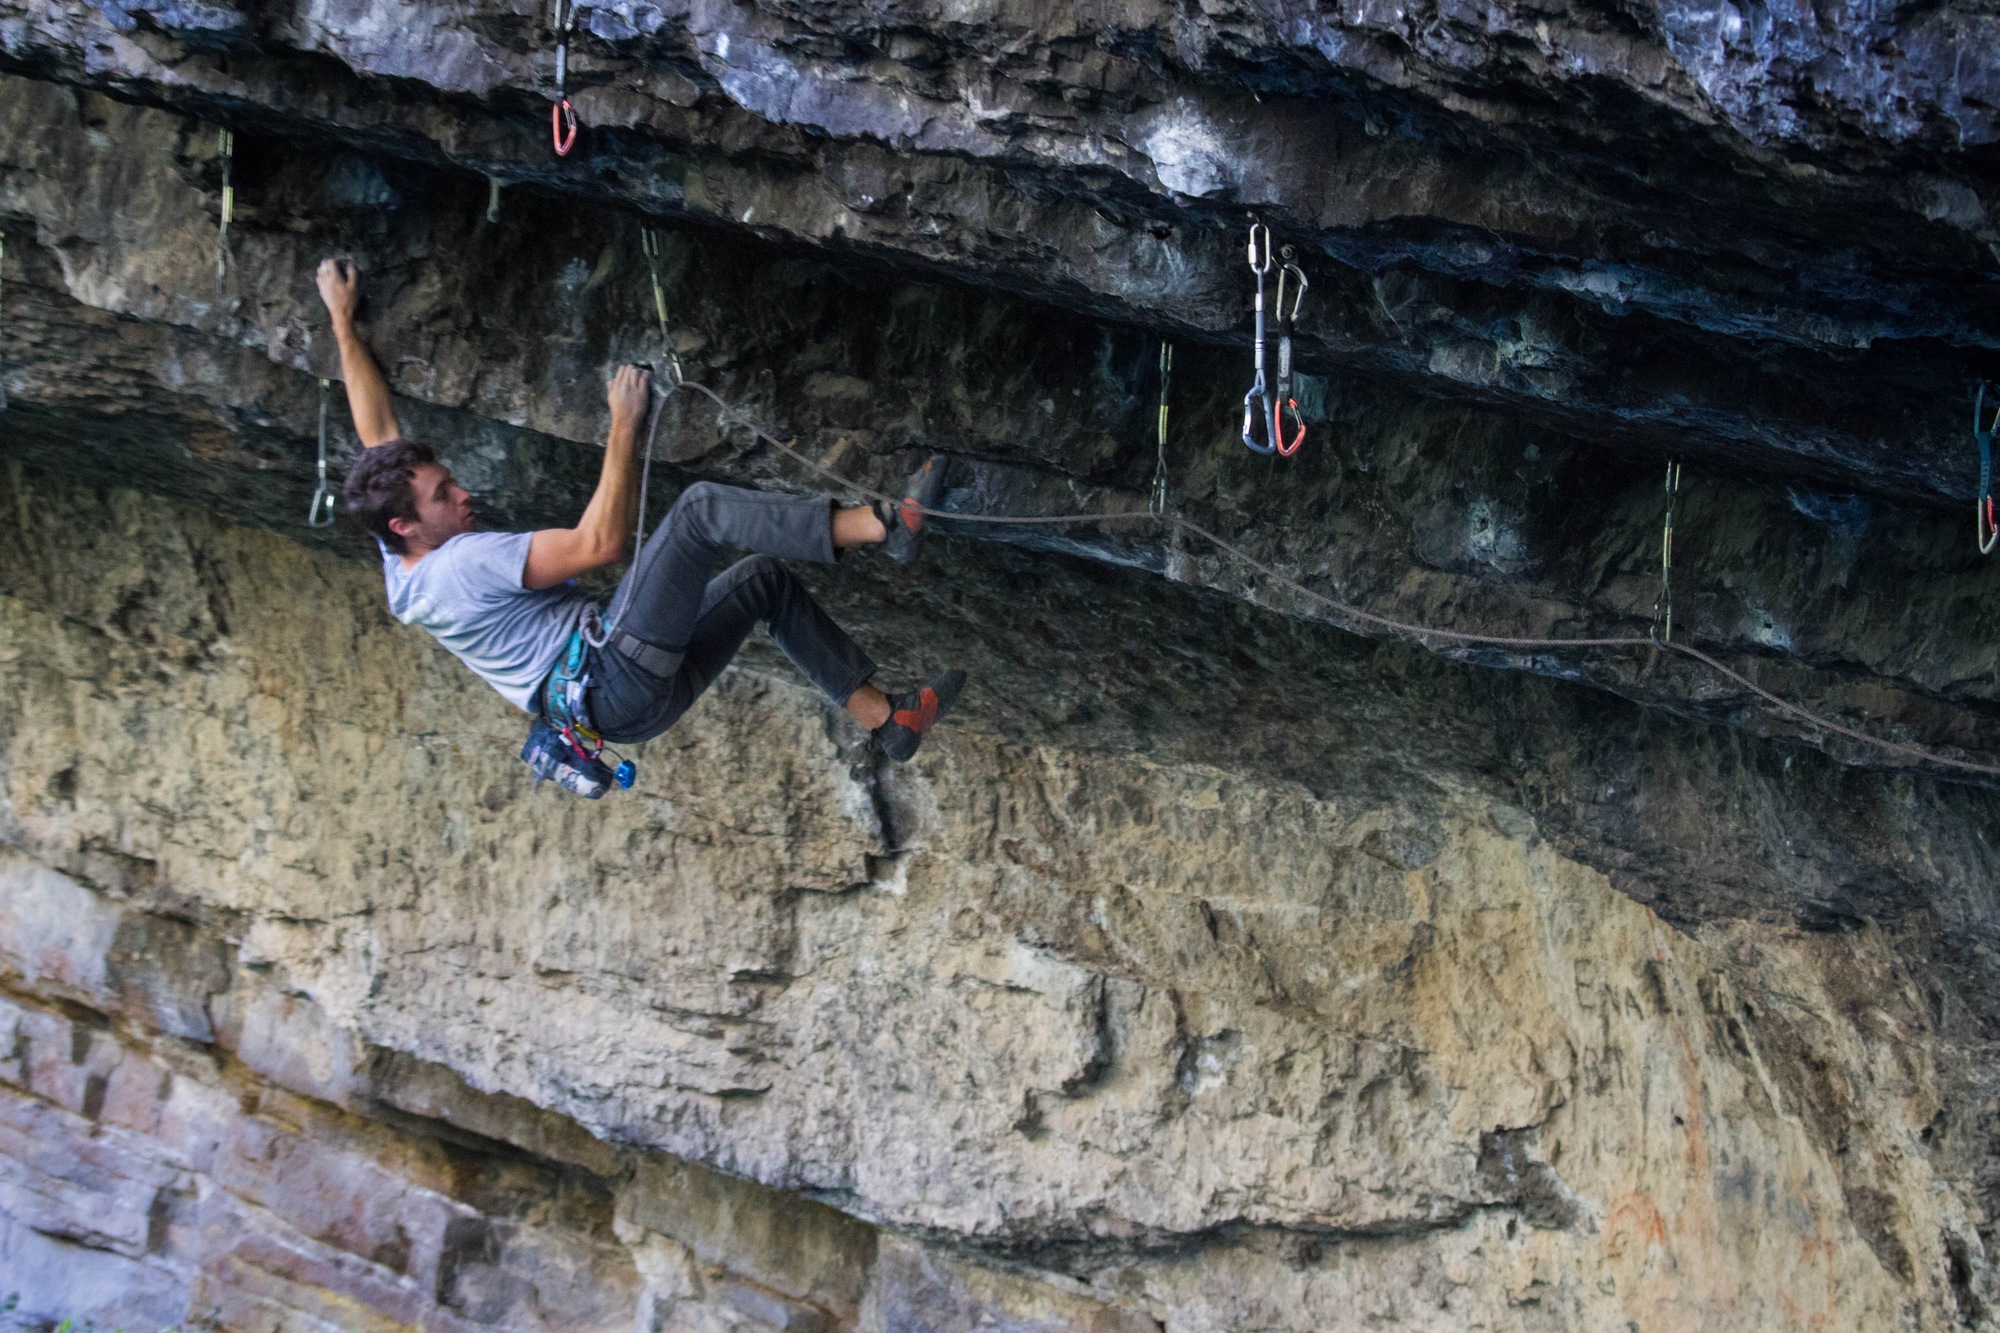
[380,532,591,713]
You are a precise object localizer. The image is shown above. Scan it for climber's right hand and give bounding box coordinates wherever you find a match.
[607,364,652,433]
[316,257,360,327]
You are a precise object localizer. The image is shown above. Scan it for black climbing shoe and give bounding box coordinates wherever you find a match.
[877,455,949,566]
[873,669,966,761]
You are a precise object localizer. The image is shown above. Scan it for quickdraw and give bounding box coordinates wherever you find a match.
[1652,459,1681,642]
[550,0,579,156]
[216,127,235,290]
[1241,223,1276,455]
[0,230,8,413]
[1151,340,1173,515]
[1976,381,1998,556]
[639,226,684,389]
[629,225,685,562]
[308,377,337,527]
[1272,247,1308,457]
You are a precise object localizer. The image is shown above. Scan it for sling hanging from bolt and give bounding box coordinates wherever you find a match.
[308,377,337,527]
[1240,223,1276,455]
[550,0,579,156]
[1976,382,1997,556]
[1272,247,1308,457]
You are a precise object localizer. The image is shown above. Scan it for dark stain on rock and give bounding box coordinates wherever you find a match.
[105,909,232,1044]
[1843,1184,1914,1284]
[1477,1127,1582,1231]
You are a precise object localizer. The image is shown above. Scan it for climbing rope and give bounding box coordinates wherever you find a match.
[216,128,235,291]
[1240,223,1277,455]
[1976,382,1997,555]
[1151,340,1173,516]
[550,0,579,156]
[648,373,2000,780]
[486,175,504,225]
[307,377,337,527]
[627,225,687,558]
[1272,247,1307,457]
[1652,459,1681,641]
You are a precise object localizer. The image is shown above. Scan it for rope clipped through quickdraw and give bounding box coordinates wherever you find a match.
[550,0,578,156]
[307,378,337,527]
[628,224,686,563]
[1151,340,1173,515]
[216,128,235,291]
[1272,247,1308,457]
[486,176,504,225]
[641,372,2000,779]
[1976,382,1997,556]
[1652,459,1681,642]
[1240,223,1276,455]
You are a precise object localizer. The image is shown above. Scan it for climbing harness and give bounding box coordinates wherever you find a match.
[1652,459,1681,642]
[1240,223,1277,455]
[1272,247,1308,457]
[550,0,579,156]
[307,377,337,527]
[525,606,635,799]
[1151,340,1173,515]
[1976,382,1998,555]
[216,128,235,290]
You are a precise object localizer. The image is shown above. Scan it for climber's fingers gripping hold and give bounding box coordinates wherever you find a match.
[316,257,360,325]
[607,364,652,432]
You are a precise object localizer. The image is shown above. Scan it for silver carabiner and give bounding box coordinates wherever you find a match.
[307,377,337,527]
[1246,222,1272,276]
[1276,248,1308,327]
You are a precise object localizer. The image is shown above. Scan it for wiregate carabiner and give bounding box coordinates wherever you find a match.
[1272,249,1309,457]
[1241,223,1276,455]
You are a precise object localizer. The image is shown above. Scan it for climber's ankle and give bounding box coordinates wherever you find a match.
[845,682,892,730]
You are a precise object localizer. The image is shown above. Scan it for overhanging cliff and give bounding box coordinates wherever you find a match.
[2,0,2000,1327]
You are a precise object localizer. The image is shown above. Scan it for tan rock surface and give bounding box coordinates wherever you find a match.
[1,465,1992,1329]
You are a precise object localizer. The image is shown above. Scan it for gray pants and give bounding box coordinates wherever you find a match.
[584,482,877,744]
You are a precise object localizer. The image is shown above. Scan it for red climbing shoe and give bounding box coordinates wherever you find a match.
[873,669,966,761]
[878,455,949,566]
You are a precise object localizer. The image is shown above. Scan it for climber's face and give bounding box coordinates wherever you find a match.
[389,462,477,554]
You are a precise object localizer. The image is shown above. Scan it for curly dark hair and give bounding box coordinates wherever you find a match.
[342,439,437,554]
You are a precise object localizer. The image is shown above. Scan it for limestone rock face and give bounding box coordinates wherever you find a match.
[1,0,2000,1326]
[2,465,1998,1330]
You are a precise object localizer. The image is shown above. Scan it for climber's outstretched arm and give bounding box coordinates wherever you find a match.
[522,366,648,590]
[315,258,403,449]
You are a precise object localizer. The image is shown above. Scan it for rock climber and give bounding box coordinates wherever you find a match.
[314,257,965,782]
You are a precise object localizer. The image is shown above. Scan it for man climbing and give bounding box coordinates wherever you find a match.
[315,257,964,789]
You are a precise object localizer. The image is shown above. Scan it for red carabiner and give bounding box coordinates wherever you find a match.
[552,98,578,156]
[1274,398,1305,456]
